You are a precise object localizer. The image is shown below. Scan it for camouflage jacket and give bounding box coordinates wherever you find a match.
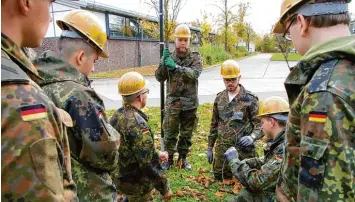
[229,130,285,200]
[155,49,202,110]
[109,104,170,195]
[208,85,263,148]
[33,51,120,202]
[276,36,355,202]
[1,34,77,201]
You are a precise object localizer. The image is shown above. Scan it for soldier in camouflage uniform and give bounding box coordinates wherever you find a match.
[110,72,172,202]
[32,10,121,202]
[224,96,289,202]
[155,24,203,170]
[207,60,263,180]
[1,0,77,201]
[273,0,355,201]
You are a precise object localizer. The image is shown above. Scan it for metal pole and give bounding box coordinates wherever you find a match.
[159,0,165,151]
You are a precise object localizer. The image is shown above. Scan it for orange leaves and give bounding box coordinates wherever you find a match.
[175,186,208,201]
[219,178,238,186]
[232,182,243,194]
[177,159,182,169]
[219,178,243,194]
[186,174,215,188]
[215,191,224,197]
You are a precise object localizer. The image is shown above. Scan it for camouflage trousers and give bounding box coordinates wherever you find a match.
[116,176,154,202]
[163,108,197,155]
[227,188,274,202]
[71,158,117,202]
[213,138,256,180]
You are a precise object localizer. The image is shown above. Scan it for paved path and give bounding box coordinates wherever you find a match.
[92,54,297,110]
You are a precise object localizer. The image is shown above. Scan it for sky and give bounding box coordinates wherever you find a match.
[95,0,355,35]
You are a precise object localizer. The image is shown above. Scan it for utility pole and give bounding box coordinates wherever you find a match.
[224,0,227,51]
[159,0,165,151]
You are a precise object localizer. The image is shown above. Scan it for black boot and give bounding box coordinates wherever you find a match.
[162,154,174,170]
[178,154,192,170]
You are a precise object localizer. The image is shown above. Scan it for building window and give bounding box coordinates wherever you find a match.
[125,18,140,38]
[108,14,143,39]
[108,14,159,40]
[109,14,125,37]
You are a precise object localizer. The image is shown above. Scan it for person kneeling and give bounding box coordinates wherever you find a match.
[224,96,289,202]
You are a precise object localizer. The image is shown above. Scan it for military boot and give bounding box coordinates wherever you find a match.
[178,154,192,170]
[162,154,174,170]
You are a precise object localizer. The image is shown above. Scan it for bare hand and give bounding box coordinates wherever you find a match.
[159,151,169,162]
[162,190,172,201]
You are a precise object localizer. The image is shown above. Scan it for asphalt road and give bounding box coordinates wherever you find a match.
[91,53,298,110]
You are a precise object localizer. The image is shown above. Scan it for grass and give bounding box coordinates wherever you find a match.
[89,50,255,79]
[106,104,266,202]
[270,53,302,61]
[89,65,157,79]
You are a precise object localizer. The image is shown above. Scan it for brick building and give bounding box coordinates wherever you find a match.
[35,0,210,72]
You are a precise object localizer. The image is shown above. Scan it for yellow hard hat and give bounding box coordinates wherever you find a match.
[220,60,241,78]
[174,24,191,38]
[57,10,108,58]
[118,72,149,96]
[273,0,304,33]
[257,96,289,118]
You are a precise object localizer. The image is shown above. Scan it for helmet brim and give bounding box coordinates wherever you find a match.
[99,50,109,58]
[272,20,285,34]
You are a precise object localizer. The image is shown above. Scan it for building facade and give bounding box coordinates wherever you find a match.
[35,0,205,72]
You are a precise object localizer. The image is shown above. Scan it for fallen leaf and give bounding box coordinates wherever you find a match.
[174,186,208,201]
[232,181,243,194]
[215,191,224,197]
[220,178,238,185]
[177,159,182,169]
[185,174,215,188]
[198,168,209,174]
[175,190,184,197]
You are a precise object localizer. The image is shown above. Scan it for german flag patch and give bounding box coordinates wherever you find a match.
[275,155,282,161]
[142,129,150,135]
[20,104,48,121]
[309,111,326,123]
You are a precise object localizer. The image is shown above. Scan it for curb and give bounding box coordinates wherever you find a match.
[90,53,258,80]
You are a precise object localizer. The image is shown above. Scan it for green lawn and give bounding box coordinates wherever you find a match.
[270,53,302,61]
[106,104,265,201]
[90,54,256,79]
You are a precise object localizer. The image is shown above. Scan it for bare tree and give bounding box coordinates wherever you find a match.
[245,23,255,52]
[146,0,187,40]
[211,0,240,51]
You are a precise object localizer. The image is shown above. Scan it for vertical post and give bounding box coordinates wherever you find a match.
[159,0,165,151]
[105,12,110,38]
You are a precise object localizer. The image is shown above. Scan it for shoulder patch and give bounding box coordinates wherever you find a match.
[20,104,48,121]
[309,111,327,123]
[141,128,150,135]
[275,155,283,161]
[246,90,258,100]
[1,56,29,84]
[308,59,337,93]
